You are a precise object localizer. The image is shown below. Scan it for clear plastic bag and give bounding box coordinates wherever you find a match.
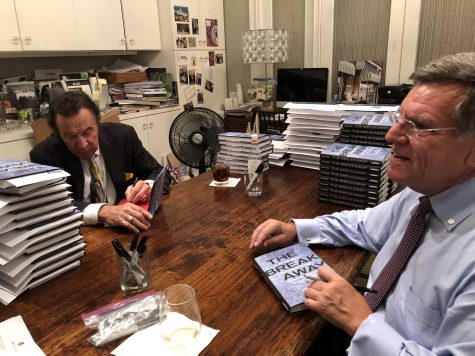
[81,291,162,347]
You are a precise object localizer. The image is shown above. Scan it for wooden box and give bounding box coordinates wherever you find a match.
[98,71,147,84]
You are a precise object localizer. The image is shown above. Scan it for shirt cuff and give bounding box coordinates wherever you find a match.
[292,218,323,245]
[82,203,107,225]
[144,179,154,188]
[349,313,404,355]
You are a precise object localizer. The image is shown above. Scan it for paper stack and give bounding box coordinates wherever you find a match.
[0,160,84,305]
[216,132,272,174]
[268,134,291,167]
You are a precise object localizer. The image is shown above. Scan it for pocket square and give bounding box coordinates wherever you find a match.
[124,172,134,181]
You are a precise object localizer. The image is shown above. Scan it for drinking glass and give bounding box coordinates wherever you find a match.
[212,161,230,185]
[159,284,202,354]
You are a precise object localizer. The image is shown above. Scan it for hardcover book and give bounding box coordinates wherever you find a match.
[321,143,391,166]
[254,243,327,313]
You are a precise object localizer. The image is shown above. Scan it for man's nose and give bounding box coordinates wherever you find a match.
[77,136,89,149]
[385,123,409,145]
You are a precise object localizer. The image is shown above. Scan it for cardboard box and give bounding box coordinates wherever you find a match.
[98,71,147,85]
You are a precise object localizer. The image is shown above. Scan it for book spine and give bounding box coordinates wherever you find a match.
[318,194,377,209]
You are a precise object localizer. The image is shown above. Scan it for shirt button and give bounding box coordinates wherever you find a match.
[448,219,455,225]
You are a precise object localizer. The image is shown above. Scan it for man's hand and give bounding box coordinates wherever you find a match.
[250,219,298,251]
[125,180,152,204]
[304,266,372,336]
[98,203,152,233]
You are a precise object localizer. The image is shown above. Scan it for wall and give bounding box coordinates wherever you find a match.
[223,0,250,101]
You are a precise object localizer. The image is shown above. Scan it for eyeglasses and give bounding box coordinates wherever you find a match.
[389,112,457,139]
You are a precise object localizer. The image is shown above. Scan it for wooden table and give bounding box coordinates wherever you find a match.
[0,166,367,355]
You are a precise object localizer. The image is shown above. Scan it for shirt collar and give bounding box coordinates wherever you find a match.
[430,176,475,231]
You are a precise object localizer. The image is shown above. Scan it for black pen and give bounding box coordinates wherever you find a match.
[352,285,377,294]
[132,177,139,187]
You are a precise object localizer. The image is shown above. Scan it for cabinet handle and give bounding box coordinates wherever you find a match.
[142,123,147,130]
[148,122,154,129]
[12,36,20,45]
[129,38,135,46]
[121,38,126,45]
[24,36,32,45]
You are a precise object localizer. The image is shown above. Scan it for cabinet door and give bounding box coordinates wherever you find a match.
[121,0,161,50]
[0,138,35,161]
[15,0,79,51]
[199,0,225,49]
[147,109,181,163]
[120,116,150,152]
[0,0,23,51]
[170,0,202,50]
[73,0,126,51]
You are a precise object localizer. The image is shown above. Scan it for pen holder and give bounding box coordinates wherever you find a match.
[243,171,263,197]
[117,251,150,294]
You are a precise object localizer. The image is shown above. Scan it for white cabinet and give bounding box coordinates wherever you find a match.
[73,0,126,51]
[0,0,23,52]
[120,108,181,164]
[0,126,35,161]
[14,0,79,51]
[121,0,162,50]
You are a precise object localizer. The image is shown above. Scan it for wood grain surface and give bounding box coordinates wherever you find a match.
[0,166,367,355]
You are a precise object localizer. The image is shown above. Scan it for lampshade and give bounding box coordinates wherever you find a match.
[242,29,289,64]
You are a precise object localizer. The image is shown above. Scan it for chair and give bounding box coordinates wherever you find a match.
[256,108,288,134]
[31,108,121,144]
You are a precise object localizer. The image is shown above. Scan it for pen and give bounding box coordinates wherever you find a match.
[352,285,377,294]
[112,240,146,283]
[129,234,139,254]
[246,162,265,192]
[132,177,139,187]
[304,273,321,281]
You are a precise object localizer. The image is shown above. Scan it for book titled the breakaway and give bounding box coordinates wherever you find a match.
[254,243,327,313]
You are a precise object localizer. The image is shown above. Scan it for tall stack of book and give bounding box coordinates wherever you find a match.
[216,133,272,174]
[283,103,343,170]
[318,143,392,208]
[123,80,167,106]
[339,113,392,147]
[0,160,84,305]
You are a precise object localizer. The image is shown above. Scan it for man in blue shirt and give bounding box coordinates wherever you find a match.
[250,52,475,355]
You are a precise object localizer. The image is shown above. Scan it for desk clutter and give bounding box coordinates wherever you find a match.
[0,160,84,305]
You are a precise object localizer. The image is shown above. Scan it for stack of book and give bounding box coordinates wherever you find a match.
[339,113,392,147]
[122,80,167,106]
[268,134,291,167]
[216,133,272,174]
[0,160,84,305]
[318,143,392,208]
[283,103,343,170]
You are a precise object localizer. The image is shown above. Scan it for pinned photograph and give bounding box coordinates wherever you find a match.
[179,66,188,85]
[176,37,188,49]
[188,37,197,48]
[191,56,198,67]
[196,72,202,86]
[176,23,190,35]
[188,69,196,85]
[216,53,224,64]
[184,101,194,110]
[197,91,204,104]
[205,80,214,93]
[192,18,199,35]
[184,86,196,101]
[208,51,215,66]
[174,6,189,22]
[205,19,218,47]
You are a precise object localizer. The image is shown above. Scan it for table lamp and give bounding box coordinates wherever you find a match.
[242,29,289,109]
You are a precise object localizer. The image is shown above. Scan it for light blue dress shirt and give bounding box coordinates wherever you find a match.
[293,176,475,355]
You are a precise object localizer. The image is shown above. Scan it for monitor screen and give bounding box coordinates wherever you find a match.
[276,68,329,105]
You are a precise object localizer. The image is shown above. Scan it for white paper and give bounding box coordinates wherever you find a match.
[112,322,219,356]
[0,316,45,355]
[209,177,241,187]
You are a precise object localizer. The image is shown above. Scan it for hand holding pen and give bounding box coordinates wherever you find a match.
[305,272,376,294]
[125,177,151,204]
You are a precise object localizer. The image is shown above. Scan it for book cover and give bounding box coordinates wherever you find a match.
[0,160,58,183]
[321,143,391,165]
[254,243,326,313]
[341,113,392,130]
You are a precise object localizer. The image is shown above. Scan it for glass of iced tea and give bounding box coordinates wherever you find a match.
[212,161,230,185]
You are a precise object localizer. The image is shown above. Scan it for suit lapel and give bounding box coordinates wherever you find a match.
[99,125,125,195]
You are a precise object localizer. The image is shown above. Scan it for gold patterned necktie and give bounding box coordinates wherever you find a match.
[89,157,106,203]
[365,196,432,311]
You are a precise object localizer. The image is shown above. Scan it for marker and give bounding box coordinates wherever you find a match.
[304,273,321,281]
[352,285,377,294]
[132,177,139,187]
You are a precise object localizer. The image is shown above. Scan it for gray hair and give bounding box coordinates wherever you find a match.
[410,52,475,135]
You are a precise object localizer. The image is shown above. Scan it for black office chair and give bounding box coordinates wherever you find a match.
[255,108,288,134]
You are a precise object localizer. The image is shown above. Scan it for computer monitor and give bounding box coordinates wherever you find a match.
[276,68,329,107]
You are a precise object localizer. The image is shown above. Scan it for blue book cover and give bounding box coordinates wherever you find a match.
[342,113,392,129]
[254,243,326,313]
[0,160,58,181]
[321,143,391,165]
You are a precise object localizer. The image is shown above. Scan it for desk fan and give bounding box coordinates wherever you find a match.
[169,108,225,174]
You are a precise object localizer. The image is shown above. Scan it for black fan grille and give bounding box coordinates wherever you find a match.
[169,108,225,169]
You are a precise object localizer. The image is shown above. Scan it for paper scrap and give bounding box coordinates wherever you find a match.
[209,177,241,187]
[0,316,45,355]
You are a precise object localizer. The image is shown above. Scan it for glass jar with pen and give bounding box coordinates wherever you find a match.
[112,235,150,294]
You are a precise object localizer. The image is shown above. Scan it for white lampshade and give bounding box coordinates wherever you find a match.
[242,29,289,64]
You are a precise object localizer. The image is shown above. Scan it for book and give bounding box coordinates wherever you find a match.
[0,160,59,188]
[254,243,327,313]
[321,143,391,166]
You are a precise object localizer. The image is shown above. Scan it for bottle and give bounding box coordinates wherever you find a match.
[246,133,263,196]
